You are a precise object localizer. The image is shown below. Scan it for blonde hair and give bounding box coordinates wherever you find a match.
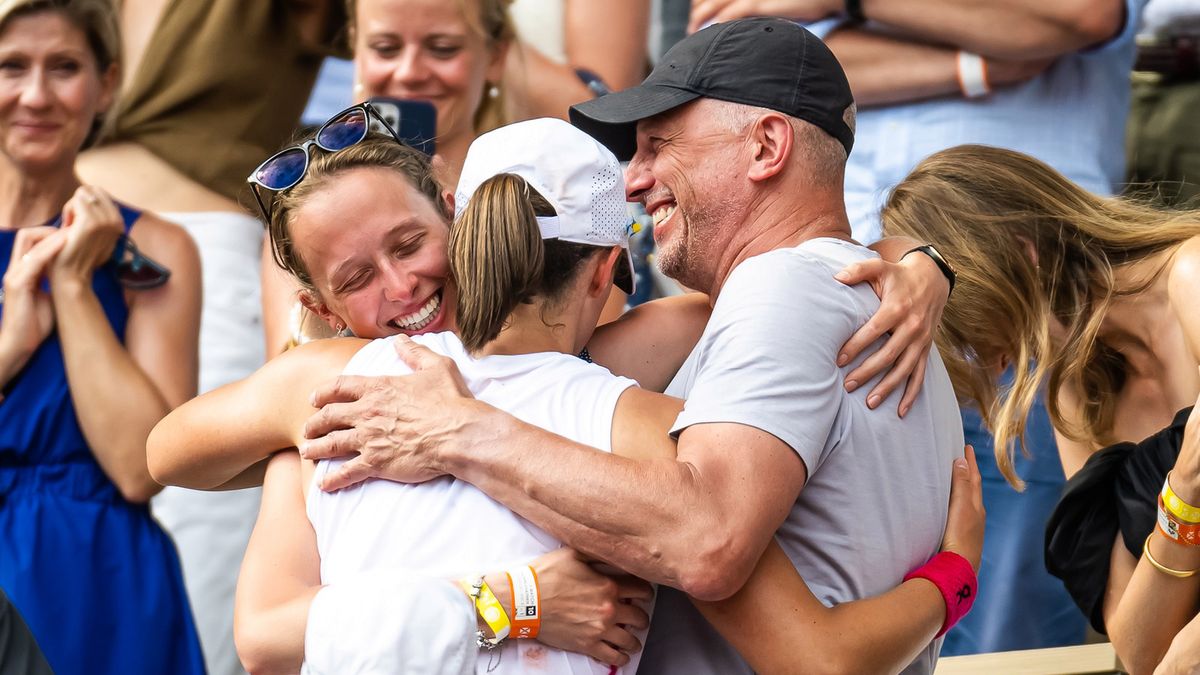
[881,144,1200,488]
[0,0,120,147]
[450,173,604,352]
[345,0,514,135]
[266,134,444,295]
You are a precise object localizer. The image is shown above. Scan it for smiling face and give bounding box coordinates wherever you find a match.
[290,166,457,338]
[0,10,115,173]
[624,101,751,293]
[353,0,506,147]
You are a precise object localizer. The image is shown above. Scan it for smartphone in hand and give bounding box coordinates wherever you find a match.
[368,97,437,157]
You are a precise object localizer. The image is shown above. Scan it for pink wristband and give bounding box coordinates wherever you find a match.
[903,551,977,637]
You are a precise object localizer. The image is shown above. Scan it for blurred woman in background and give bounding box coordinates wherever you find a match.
[0,0,202,671]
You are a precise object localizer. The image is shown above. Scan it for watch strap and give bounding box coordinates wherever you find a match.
[905,244,956,295]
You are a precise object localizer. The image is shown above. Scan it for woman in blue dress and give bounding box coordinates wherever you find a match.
[0,1,204,672]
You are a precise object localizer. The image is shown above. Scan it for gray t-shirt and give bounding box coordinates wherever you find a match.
[640,238,963,674]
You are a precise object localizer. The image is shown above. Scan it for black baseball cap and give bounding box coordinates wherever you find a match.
[570,18,855,161]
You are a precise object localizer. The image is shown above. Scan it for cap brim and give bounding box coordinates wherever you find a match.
[570,85,701,161]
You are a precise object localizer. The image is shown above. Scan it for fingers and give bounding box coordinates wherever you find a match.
[299,428,361,461]
[601,624,643,656]
[866,342,927,415]
[302,398,362,441]
[613,600,651,631]
[394,334,451,372]
[309,375,370,409]
[834,257,887,290]
[7,227,65,280]
[614,576,655,603]
[319,455,375,492]
[896,347,929,418]
[586,642,629,668]
[838,297,904,369]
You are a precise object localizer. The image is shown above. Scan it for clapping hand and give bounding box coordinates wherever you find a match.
[50,186,124,286]
[1,226,67,361]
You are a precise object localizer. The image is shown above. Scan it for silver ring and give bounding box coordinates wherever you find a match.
[21,253,31,263]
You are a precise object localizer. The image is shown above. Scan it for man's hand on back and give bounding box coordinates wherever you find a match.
[300,335,487,491]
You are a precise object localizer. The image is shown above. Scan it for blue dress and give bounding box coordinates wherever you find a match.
[0,207,205,674]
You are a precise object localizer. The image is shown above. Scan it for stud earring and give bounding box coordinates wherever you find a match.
[488,84,500,99]
[353,82,365,100]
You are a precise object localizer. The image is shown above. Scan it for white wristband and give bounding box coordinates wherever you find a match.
[956,51,990,99]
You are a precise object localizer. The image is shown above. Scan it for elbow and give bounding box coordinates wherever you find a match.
[1052,0,1125,50]
[1072,0,1125,47]
[675,531,758,602]
[116,474,163,504]
[235,617,289,675]
[145,426,175,487]
[1108,622,1163,675]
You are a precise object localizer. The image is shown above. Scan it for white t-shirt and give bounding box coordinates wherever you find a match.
[640,238,964,675]
[305,332,640,674]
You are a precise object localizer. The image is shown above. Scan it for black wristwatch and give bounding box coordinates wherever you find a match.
[904,244,956,295]
[845,0,867,23]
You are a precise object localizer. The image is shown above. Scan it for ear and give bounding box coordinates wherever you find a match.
[96,62,119,115]
[746,113,793,183]
[485,38,511,87]
[441,189,456,220]
[588,247,622,299]
[298,289,344,332]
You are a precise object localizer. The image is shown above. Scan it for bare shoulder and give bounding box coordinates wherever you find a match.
[262,337,372,389]
[1169,236,1200,297]
[1168,236,1200,354]
[127,211,202,275]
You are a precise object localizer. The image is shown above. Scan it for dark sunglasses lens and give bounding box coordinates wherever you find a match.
[114,239,171,289]
[119,262,169,288]
[317,108,368,150]
[255,148,307,190]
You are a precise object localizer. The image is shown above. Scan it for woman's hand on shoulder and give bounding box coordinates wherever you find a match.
[531,548,653,667]
[0,226,66,364]
[835,251,949,416]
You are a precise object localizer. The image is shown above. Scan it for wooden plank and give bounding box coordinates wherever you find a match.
[934,643,1123,675]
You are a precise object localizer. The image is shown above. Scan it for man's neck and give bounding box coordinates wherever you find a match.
[706,195,852,298]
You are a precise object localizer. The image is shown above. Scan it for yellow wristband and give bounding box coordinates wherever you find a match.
[1144,534,1199,579]
[1163,472,1200,524]
[458,577,511,646]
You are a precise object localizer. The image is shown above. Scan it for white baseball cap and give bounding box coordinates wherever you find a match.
[454,117,636,294]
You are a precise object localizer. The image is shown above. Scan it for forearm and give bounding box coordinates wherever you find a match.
[587,293,711,392]
[53,279,167,502]
[564,0,649,89]
[504,45,595,121]
[1110,469,1200,672]
[442,406,726,595]
[858,0,1123,59]
[696,543,942,674]
[0,338,31,393]
[234,589,320,675]
[826,28,959,108]
[1108,533,1200,674]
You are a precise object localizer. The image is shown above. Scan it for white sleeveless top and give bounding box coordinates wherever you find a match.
[306,332,641,674]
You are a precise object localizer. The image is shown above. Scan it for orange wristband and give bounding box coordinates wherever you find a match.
[1159,493,1200,546]
[506,565,541,639]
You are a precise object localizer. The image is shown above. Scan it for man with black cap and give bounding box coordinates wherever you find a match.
[563,17,964,673]
[300,18,972,673]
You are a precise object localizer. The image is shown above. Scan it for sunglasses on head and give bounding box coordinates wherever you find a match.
[110,234,171,289]
[247,102,404,222]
